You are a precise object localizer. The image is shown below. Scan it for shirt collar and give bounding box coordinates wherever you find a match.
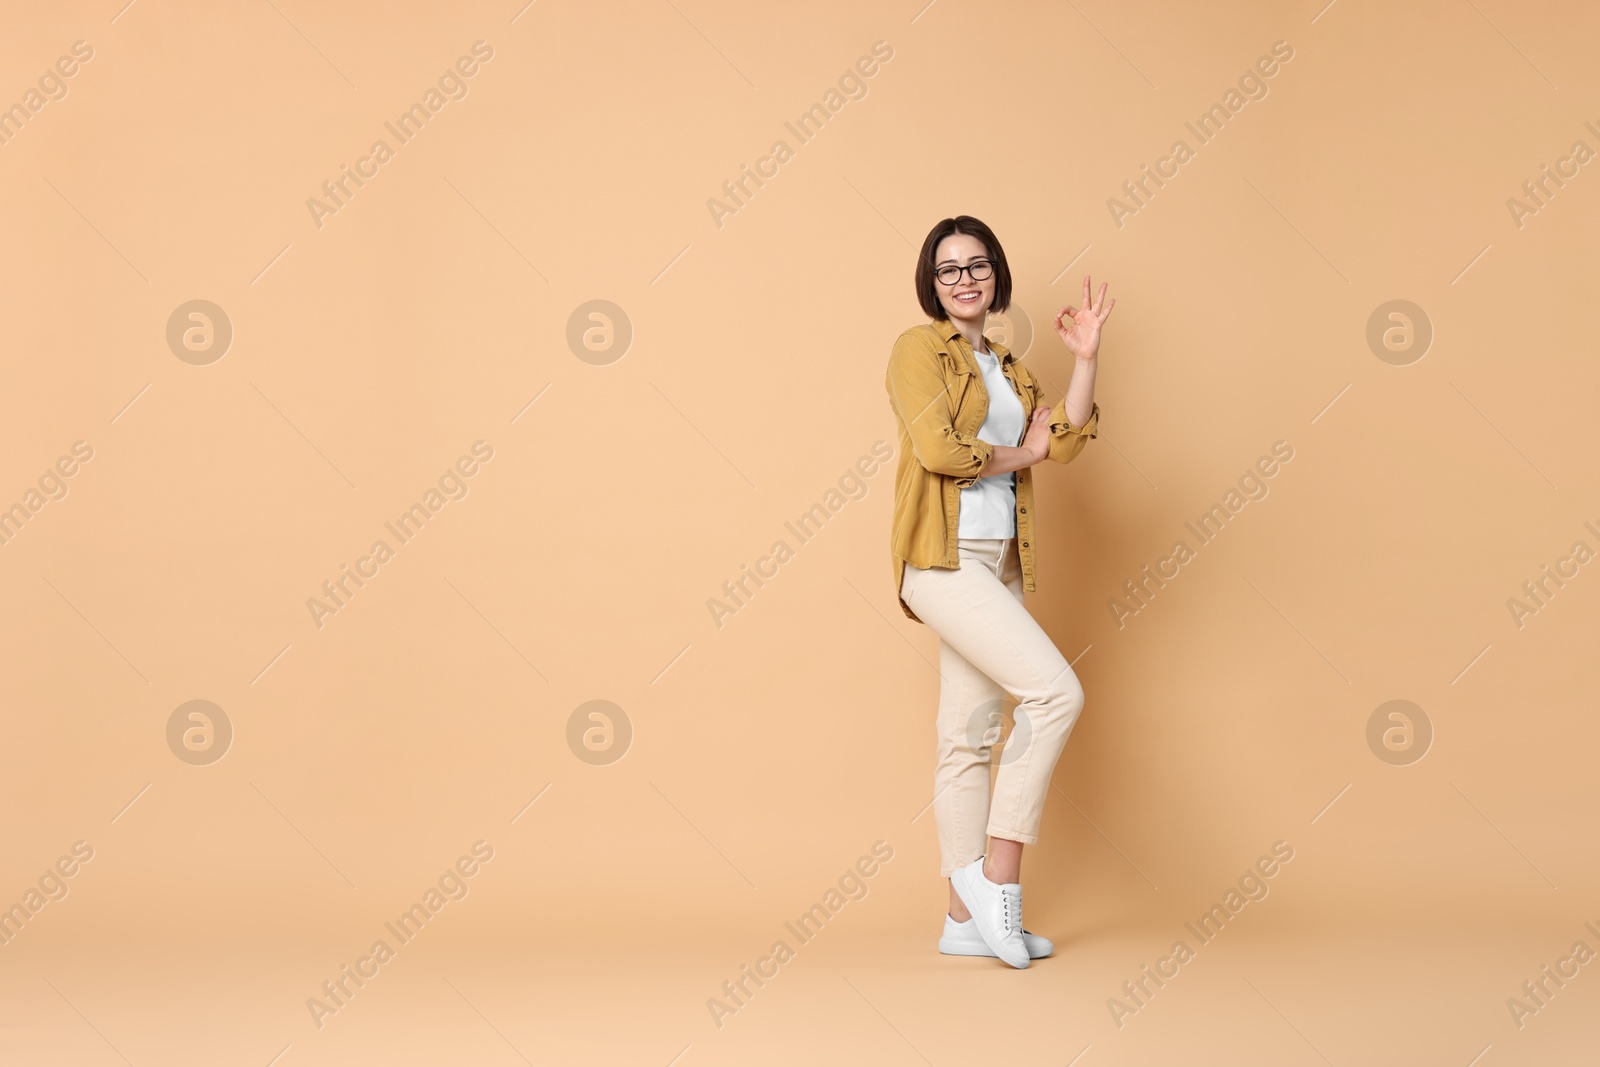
[932,318,1013,365]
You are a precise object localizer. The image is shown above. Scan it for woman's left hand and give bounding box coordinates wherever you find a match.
[1055,274,1116,361]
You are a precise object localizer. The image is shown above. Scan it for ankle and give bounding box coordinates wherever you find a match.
[983,860,1019,885]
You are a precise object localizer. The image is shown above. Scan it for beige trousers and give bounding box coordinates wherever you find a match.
[900,537,1086,877]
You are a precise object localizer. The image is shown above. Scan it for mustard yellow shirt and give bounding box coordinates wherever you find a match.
[885,318,1101,623]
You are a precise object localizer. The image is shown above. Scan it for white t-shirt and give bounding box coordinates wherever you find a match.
[958,346,1025,538]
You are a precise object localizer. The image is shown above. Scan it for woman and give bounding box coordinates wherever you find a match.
[885,215,1113,969]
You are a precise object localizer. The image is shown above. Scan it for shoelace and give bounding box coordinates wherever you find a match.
[1001,886,1022,936]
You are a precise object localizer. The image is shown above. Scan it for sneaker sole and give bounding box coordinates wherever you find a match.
[940,936,1054,959]
[938,937,998,956]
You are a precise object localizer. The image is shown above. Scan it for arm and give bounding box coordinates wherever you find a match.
[980,407,1052,476]
[1045,355,1100,465]
[885,331,993,488]
[1043,273,1115,464]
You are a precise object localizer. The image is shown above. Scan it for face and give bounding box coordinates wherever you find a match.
[932,232,995,325]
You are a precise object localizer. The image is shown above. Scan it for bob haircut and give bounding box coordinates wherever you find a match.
[914,215,1013,321]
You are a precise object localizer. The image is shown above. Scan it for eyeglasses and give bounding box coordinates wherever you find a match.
[934,260,994,286]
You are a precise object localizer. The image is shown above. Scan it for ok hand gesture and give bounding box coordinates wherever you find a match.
[1055,275,1116,361]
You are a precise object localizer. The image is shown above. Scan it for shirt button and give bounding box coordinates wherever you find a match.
[1022,541,1029,548]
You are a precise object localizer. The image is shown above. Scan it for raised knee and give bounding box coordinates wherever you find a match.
[1040,674,1085,725]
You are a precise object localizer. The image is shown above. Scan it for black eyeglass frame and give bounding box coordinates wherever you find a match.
[933,260,995,286]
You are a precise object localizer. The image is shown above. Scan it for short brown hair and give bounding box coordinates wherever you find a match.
[914,215,1013,321]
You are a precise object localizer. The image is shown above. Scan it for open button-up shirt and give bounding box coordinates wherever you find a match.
[885,317,1100,623]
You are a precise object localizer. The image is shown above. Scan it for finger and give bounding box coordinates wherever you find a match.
[1098,281,1108,311]
[1083,274,1092,310]
[1099,296,1117,323]
[1062,305,1079,320]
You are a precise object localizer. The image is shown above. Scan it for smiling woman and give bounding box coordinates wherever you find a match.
[885,213,1115,969]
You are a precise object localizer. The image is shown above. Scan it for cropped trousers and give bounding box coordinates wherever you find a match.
[900,537,1086,877]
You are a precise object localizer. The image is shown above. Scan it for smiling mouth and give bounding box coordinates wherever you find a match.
[954,291,982,303]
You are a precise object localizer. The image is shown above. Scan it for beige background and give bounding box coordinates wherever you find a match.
[2,0,1598,1063]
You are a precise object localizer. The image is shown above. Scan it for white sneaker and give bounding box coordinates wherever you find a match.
[939,913,1055,959]
[949,855,1029,968]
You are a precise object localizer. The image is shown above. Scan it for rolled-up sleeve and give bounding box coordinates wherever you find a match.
[886,332,993,487]
[1046,399,1100,465]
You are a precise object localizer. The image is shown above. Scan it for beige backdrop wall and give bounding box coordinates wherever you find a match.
[3,1,1598,1064]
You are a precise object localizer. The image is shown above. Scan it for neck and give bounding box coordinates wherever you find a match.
[949,314,987,353]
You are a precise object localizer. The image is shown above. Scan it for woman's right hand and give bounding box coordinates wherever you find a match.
[1020,405,1052,465]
